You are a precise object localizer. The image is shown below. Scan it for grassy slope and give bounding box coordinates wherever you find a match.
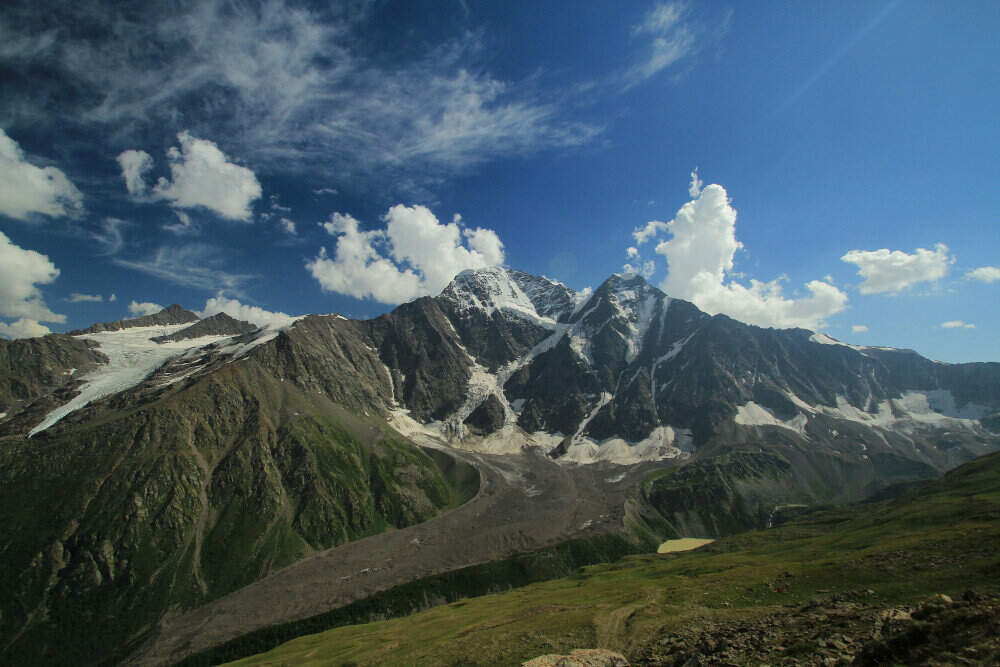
[0,360,474,667]
[226,451,1000,666]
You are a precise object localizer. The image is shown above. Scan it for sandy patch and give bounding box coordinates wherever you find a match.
[657,538,715,554]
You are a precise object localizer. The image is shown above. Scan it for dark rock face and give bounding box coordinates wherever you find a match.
[152,313,257,342]
[0,334,107,417]
[361,298,474,422]
[464,394,506,435]
[70,304,200,334]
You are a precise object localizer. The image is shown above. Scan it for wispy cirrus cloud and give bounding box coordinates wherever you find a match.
[66,293,104,303]
[1,1,599,185]
[625,2,698,88]
[114,244,255,295]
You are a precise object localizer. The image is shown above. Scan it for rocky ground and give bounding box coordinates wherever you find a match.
[634,590,1000,666]
[128,449,662,665]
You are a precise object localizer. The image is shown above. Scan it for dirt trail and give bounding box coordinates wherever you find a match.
[128,448,660,666]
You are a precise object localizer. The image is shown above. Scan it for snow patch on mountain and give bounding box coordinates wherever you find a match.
[779,389,985,434]
[30,325,234,436]
[561,426,687,465]
[734,401,809,436]
[443,266,565,328]
[651,332,695,399]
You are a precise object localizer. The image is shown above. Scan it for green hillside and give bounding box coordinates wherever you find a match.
[224,451,1000,666]
[0,360,476,667]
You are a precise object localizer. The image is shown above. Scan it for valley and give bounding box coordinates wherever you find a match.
[1,267,998,666]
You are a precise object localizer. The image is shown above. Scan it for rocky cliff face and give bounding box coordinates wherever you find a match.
[0,334,108,424]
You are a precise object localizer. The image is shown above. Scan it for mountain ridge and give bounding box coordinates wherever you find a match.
[0,265,998,665]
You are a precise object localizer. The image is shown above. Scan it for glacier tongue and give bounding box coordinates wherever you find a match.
[29,325,234,436]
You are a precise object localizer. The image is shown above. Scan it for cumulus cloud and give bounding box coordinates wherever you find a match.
[632,219,669,245]
[626,246,639,259]
[941,320,975,329]
[128,301,164,317]
[0,128,83,221]
[0,230,65,325]
[688,167,703,198]
[627,2,697,87]
[623,260,656,279]
[840,243,953,294]
[307,206,505,304]
[67,293,104,303]
[651,182,848,330]
[280,218,296,235]
[966,266,1000,283]
[198,293,295,329]
[119,131,261,221]
[116,149,153,197]
[851,324,869,333]
[0,318,51,339]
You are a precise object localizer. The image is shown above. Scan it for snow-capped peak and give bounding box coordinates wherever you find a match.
[442,267,577,325]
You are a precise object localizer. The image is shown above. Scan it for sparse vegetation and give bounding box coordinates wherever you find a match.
[219,451,1000,666]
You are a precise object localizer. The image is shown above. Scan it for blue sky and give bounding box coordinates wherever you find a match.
[1,0,997,362]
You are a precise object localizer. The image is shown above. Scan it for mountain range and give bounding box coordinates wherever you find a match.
[1,266,998,665]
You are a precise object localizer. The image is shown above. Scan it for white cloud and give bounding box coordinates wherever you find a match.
[626,246,639,259]
[0,230,65,324]
[280,218,297,235]
[841,243,952,294]
[109,293,117,302]
[0,318,51,339]
[941,320,975,329]
[67,293,104,303]
[652,182,848,330]
[0,128,83,221]
[198,293,294,330]
[128,301,163,317]
[164,210,197,235]
[688,167,702,198]
[626,2,697,87]
[307,206,505,304]
[966,266,1000,284]
[623,260,656,279]
[114,244,254,294]
[9,3,598,184]
[851,324,869,333]
[116,149,153,197]
[120,131,261,221]
[632,219,669,245]
[93,217,127,255]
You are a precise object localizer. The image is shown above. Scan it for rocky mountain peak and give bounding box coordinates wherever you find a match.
[151,312,258,343]
[440,266,577,324]
[70,303,200,334]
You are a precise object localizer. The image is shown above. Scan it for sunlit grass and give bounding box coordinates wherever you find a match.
[226,452,1000,666]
